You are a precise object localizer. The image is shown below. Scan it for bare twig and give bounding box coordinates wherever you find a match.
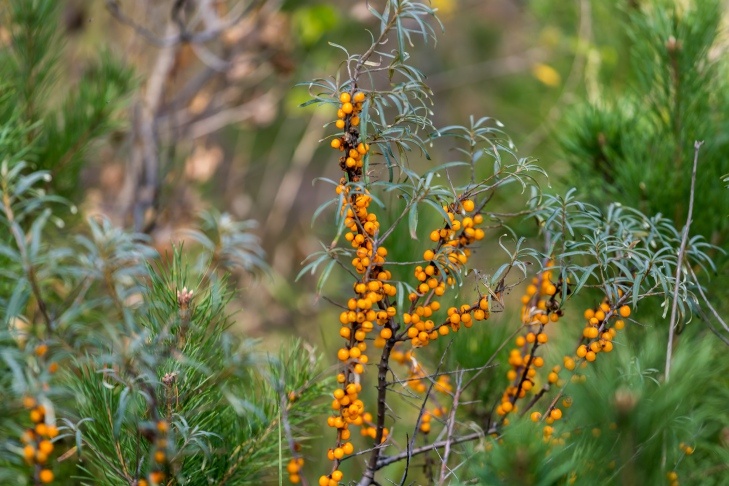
[687,265,729,342]
[105,0,257,47]
[439,370,464,483]
[665,140,703,381]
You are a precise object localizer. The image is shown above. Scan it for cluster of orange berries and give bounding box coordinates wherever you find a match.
[530,395,573,443]
[287,457,305,484]
[318,469,344,486]
[399,199,488,349]
[325,91,385,485]
[139,420,170,486]
[21,397,58,484]
[424,200,485,271]
[330,91,368,179]
[666,470,680,486]
[498,267,564,420]
[679,442,694,455]
[563,298,630,372]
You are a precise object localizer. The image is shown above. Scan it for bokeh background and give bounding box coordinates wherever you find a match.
[32,0,629,340]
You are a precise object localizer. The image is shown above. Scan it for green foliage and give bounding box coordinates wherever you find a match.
[0,0,134,200]
[0,10,313,480]
[559,0,729,241]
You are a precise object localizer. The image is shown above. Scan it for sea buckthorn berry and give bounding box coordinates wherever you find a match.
[530,411,542,422]
[537,333,548,344]
[35,344,48,357]
[585,351,597,362]
[319,477,330,486]
[30,409,43,423]
[23,445,34,461]
[38,440,53,454]
[615,319,625,330]
[157,421,169,433]
[149,472,165,484]
[336,119,345,129]
[331,138,342,149]
[332,470,344,481]
[619,305,631,318]
[353,91,365,102]
[339,92,351,104]
[462,199,475,212]
[423,249,435,261]
[550,408,562,420]
[341,102,353,114]
[39,469,54,483]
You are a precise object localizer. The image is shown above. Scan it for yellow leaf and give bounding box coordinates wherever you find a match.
[532,63,561,87]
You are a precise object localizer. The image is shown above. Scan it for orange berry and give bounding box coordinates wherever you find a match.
[23,445,35,461]
[39,469,53,483]
[341,102,354,114]
[35,423,48,436]
[35,344,48,357]
[339,92,351,104]
[38,440,53,455]
[30,410,43,424]
[156,421,169,434]
[619,305,631,318]
[330,138,342,149]
[149,471,165,484]
[353,92,365,103]
[462,199,475,212]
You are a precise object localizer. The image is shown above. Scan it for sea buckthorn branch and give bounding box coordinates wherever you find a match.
[494,264,565,427]
[308,6,549,483]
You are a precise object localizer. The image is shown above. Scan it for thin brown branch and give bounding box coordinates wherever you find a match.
[105,0,258,47]
[665,140,702,381]
[439,370,464,483]
[356,337,396,486]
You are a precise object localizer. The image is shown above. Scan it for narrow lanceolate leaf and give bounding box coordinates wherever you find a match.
[408,203,418,239]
